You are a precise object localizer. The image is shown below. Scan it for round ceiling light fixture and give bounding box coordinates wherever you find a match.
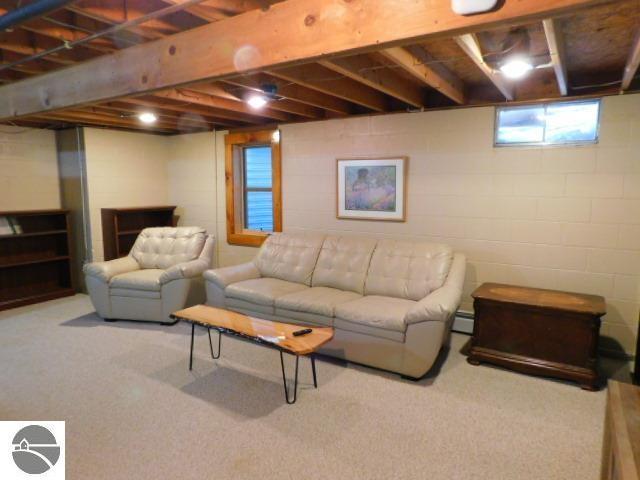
[246,83,278,109]
[499,57,534,79]
[138,112,158,124]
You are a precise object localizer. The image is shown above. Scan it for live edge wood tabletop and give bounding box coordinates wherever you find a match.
[468,282,606,391]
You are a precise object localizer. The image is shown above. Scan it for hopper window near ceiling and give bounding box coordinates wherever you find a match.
[495,99,600,146]
[225,130,282,247]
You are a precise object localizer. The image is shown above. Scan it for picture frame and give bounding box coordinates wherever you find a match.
[336,156,407,222]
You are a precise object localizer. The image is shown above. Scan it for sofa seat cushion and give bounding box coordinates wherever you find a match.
[276,287,361,317]
[225,278,308,306]
[110,269,165,292]
[335,295,416,333]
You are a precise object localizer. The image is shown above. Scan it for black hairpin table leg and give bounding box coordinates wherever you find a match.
[280,351,300,404]
[311,354,318,388]
[189,323,195,371]
[208,328,221,359]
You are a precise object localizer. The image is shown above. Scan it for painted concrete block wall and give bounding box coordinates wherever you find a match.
[83,128,170,261]
[167,132,219,266]
[0,126,60,210]
[277,94,640,355]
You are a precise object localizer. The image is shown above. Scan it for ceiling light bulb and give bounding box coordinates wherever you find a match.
[247,94,268,109]
[500,58,533,79]
[138,112,157,124]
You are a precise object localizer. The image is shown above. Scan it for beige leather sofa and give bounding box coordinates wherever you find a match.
[84,227,214,324]
[204,233,465,379]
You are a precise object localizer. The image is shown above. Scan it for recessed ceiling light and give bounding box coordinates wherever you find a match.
[138,112,157,124]
[247,94,268,109]
[500,58,533,80]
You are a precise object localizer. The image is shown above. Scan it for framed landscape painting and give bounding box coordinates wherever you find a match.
[336,157,407,221]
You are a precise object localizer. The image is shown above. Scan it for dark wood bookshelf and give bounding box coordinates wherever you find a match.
[0,209,75,311]
[101,206,177,260]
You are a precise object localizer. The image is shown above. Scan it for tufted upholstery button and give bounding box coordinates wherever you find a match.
[254,232,325,286]
[130,227,206,270]
[364,240,453,301]
[311,235,377,294]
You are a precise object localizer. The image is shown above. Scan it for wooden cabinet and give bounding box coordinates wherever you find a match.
[101,206,177,260]
[468,282,606,390]
[0,209,75,311]
[601,380,640,480]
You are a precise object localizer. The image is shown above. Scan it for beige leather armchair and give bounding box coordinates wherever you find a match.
[84,227,214,324]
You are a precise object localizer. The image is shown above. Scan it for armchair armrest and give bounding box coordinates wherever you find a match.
[83,256,140,282]
[203,262,260,289]
[160,259,210,284]
[405,253,466,324]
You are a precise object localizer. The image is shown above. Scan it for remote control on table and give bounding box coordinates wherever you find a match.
[292,328,312,337]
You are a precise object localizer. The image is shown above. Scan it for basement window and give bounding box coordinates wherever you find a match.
[494,99,600,146]
[225,130,282,247]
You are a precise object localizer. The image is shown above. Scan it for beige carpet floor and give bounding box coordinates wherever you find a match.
[0,294,609,480]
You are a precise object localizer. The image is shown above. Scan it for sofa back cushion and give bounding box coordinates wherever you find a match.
[312,235,377,294]
[131,227,206,270]
[254,232,325,286]
[365,240,453,301]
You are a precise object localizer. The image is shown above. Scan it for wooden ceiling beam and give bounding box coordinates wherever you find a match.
[89,102,220,128]
[167,84,296,121]
[621,27,640,91]
[124,95,245,127]
[268,64,389,112]
[151,89,277,123]
[0,0,611,119]
[377,47,465,105]
[32,110,178,133]
[219,76,340,116]
[319,55,426,108]
[542,18,569,96]
[455,33,514,101]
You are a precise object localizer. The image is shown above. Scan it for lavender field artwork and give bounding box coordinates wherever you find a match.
[345,166,396,212]
[337,157,406,221]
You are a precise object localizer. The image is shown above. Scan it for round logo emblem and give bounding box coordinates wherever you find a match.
[12,425,60,474]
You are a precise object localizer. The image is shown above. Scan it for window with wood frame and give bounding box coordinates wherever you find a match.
[225,129,282,247]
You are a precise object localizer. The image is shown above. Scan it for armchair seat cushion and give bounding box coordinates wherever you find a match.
[110,269,165,292]
[335,295,417,333]
[276,287,361,317]
[225,278,308,306]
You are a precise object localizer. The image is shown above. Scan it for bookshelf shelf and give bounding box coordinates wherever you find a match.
[0,210,75,311]
[101,206,177,260]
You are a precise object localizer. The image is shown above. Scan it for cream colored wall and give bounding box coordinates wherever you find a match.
[273,94,639,354]
[167,132,219,266]
[0,126,60,210]
[83,128,170,261]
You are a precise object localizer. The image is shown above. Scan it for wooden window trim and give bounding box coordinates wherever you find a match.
[225,129,282,247]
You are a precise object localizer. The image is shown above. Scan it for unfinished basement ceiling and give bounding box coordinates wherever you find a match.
[0,0,638,134]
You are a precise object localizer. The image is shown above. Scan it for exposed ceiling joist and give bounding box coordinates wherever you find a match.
[455,33,514,101]
[156,86,293,121]
[269,64,389,112]
[377,47,465,105]
[319,55,426,108]
[122,96,241,127]
[542,18,569,96]
[622,27,640,91]
[0,0,611,120]
[221,75,347,116]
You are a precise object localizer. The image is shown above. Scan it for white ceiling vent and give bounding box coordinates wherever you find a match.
[452,0,498,15]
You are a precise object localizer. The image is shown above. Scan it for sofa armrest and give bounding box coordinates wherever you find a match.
[203,262,260,289]
[160,259,209,284]
[405,253,466,324]
[83,256,140,283]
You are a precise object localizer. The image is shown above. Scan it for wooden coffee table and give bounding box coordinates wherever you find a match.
[170,305,334,404]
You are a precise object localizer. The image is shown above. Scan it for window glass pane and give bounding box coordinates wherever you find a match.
[496,106,545,144]
[245,191,273,232]
[245,146,272,188]
[544,101,599,143]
